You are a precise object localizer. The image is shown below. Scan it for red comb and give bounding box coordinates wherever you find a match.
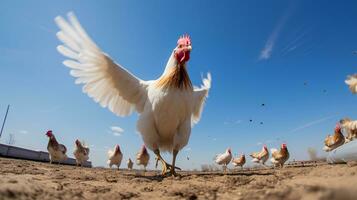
[177,34,191,46]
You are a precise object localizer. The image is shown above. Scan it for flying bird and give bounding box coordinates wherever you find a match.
[46,130,68,164]
[323,124,345,152]
[55,13,211,176]
[250,145,269,166]
[215,148,232,171]
[136,145,150,171]
[73,139,90,167]
[340,118,357,143]
[345,74,357,94]
[270,143,289,168]
[107,144,123,169]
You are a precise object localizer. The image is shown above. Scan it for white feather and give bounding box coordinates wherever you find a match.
[345,74,357,94]
[55,13,149,117]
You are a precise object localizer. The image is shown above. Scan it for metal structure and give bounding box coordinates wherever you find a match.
[0,105,10,139]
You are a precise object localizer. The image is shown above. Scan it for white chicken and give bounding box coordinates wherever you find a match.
[73,139,90,167]
[107,144,123,169]
[215,148,232,171]
[46,130,68,164]
[345,74,357,94]
[136,145,150,171]
[55,13,211,176]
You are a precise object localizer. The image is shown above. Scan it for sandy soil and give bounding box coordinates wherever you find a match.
[0,157,356,200]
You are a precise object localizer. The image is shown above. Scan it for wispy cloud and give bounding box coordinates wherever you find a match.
[289,115,337,133]
[184,147,192,152]
[38,105,61,113]
[259,4,294,60]
[19,130,28,134]
[110,126,124,136]
[224,119,242,125]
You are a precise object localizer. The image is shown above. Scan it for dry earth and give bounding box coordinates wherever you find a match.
[0,157,356,200]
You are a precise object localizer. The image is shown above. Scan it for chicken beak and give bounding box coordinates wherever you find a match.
[186,45,192,51]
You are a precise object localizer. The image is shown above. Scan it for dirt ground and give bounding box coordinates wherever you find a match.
[0,157,356,200]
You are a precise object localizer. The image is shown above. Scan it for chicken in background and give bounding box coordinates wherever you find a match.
[127,158,134,170]
[271,143,290,168]
[136,145,150,171]
[55,13,211,176]
[232,154,246,169]
[345,74,357,94]
[340,118,357,143]
[46,130,68,164]
[215,148,232,171]
[323,124,345,152]
[250,145,269,166]
[73,139,90,167]
[107,145,123,169]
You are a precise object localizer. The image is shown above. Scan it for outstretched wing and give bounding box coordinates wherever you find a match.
[191,73,211,125]
[345,74,357,94]
[55,12,148,116]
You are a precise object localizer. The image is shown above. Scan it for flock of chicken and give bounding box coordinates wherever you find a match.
[46,130,150,170]
[41,12,356,175]
[323,118,357,152]
[214,143,290,170]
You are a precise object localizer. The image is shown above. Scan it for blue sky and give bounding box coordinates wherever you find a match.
[1,0,356,169]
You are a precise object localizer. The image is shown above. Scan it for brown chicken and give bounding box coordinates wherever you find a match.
[46,130,67,164]
[232,154,246,169]
[250,145,269,165]
[340,118,357,143]
[323,124,345,152]
[136,145,150,171]
[73,139,90,167]
[270,144,289,167]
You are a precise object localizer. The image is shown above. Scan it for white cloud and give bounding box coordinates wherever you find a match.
[259,5,293,60]
[184,147,192,152]
[256,142,263,146]
[19,130,28,134]
[110,126,124,136]
[224,119,242,125]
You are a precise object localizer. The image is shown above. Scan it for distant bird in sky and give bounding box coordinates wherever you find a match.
[55,12,211,176]
[261,103,265,107]
[46,130,68,164]
[260,122,264,125]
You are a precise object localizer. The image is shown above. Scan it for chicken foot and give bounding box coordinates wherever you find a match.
[154,149,181,176]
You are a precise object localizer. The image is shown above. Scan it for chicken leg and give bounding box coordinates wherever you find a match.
[170,149,179,176]
[154,149,181,176]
